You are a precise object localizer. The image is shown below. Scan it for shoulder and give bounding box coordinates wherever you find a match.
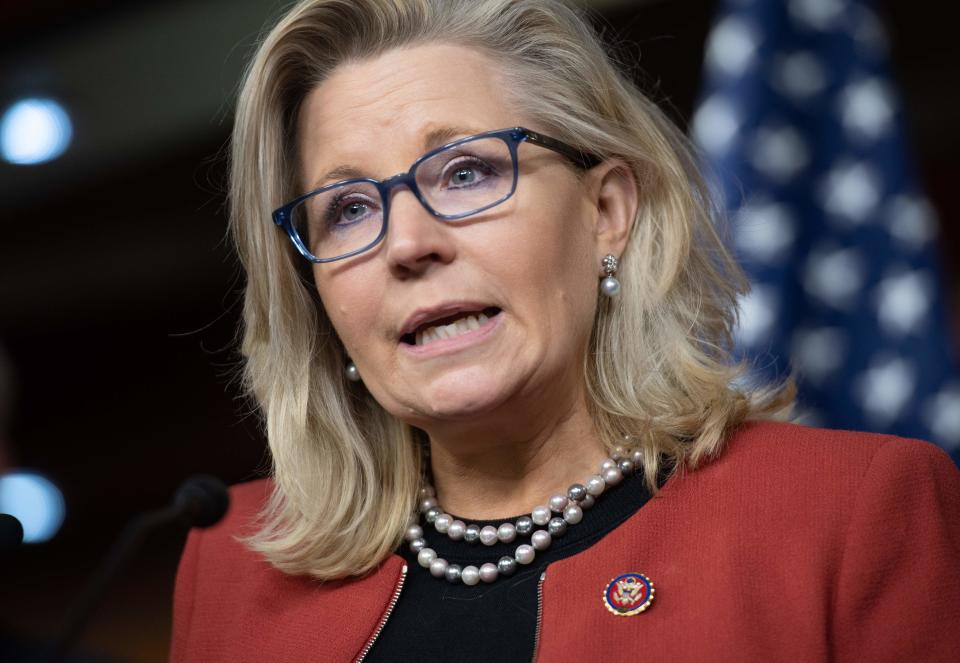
[213,477,272,541]
[171,477,407,661]
[172,478,275,617]
[701,418,957,489]
[650,419,960,553]
[182,477,272,566]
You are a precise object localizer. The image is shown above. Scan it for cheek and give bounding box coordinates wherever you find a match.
[311,268,380,359]
[526,186,597,286]
[509,182,599,335]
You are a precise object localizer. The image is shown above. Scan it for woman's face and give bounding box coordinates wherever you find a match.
[298,43,623,430]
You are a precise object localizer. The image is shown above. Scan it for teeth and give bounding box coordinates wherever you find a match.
[414,313,491,346]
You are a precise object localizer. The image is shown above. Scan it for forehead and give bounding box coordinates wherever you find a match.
[297,43,520,184]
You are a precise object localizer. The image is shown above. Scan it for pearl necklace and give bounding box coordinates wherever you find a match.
[404,445,643,585]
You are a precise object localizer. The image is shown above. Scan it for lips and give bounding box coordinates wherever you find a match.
[399,303,502,344]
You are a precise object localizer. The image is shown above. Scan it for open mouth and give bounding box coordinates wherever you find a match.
[400,306,501,347]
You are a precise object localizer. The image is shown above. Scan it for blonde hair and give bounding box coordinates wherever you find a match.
[231,0,794,579]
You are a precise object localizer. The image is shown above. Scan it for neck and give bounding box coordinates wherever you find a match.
[423,394,608,520]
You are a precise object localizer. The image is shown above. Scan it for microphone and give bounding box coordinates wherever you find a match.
[0,512,24,552]
[173,474,231,528]
[39,475,229,662]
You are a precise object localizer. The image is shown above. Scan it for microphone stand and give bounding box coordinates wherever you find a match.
[37,475,228,663]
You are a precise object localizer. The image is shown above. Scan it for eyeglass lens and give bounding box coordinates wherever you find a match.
[291,136,515,261]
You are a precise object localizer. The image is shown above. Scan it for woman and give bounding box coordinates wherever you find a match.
[171,0,960,661]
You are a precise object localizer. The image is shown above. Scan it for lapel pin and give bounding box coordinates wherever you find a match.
[602,572,655,616]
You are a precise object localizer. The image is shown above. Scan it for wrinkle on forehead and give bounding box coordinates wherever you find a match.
[295,43,519,190]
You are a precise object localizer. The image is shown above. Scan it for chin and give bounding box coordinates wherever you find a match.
[409,371,517,422]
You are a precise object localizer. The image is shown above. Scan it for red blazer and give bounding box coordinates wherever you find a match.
[170,421,960,662]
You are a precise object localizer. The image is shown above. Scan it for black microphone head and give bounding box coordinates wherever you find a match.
[0,512,24,551]
[174,475,230,528]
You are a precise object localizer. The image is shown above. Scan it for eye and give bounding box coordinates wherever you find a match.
[341,201,369,222]
[451,167,477,185]
[443,157,495,189]
[323,191,377,227]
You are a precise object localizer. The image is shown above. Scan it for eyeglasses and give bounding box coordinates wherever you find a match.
[272,127,600,263]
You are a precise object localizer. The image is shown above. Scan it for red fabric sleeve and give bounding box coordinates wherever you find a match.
[170,527,203,662]
[831,437,960,661]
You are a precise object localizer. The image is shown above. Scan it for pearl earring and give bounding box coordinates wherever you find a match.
[600,254,621,297]
[345,361,362,382]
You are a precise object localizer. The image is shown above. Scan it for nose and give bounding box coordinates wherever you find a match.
[383,186,456,277]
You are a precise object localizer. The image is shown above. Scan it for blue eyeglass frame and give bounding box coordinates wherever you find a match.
[272,126,601,263]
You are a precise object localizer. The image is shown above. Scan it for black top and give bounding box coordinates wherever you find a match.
[365,470,654,662]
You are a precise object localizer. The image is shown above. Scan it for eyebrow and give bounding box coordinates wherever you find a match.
[308,124,483,192]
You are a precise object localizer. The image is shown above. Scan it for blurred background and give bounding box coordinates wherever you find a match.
[0,0,956,660]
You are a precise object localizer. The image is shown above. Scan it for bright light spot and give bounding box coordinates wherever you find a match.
[735,285,778,347]
[705,17,760,77]
[1,98,73,165]
[839,78,896,141]
[0,471,66,543]
[692,95,741,156]
[748,125,810,181]
[803,245,866,310]
[855,356,916,428]
[792,327,846,385]
[735,199,796,263]
[875,269,933,336]
[923,384,960,450]
[820,160,883,224]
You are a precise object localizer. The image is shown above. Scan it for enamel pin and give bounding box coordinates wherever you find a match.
[602,572,655,616]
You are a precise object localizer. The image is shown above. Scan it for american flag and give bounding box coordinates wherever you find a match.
[692,0,960,463]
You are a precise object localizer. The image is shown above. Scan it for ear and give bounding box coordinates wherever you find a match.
[585,159,638,263]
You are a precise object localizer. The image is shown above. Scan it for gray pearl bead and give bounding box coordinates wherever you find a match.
[498,556,517,577]
[429,558,449,578]
[516,516,534,536]
[600,276,621,296]
[602,467,623,486]
[417,548,437,568]
[548,494,569,513]
[563,504,583,524]
[515,544,536,565]
[464,524,481,543]
[585,475,606,496]
[409,538,426,553]
[480,526,499,546]
[548,517,568,537]
[404,524,423,542]
[419,485,435,498]
[461,565,481,586]
[497,522,517,543]
[567,484,587,502]
[425,507,441,523]
[632,450,643,465]
[445,564,462,583]
[346,362,362,382]
[419,497,438,512]
[618,459,635,475]
[531,530,552,551]
[613,446,626,460]
[447,520,466,540]
[479,563,499,583]
[580,494,596,509]
[531,505,551,526]
[601,459,617,472]
[434,513,452,533]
